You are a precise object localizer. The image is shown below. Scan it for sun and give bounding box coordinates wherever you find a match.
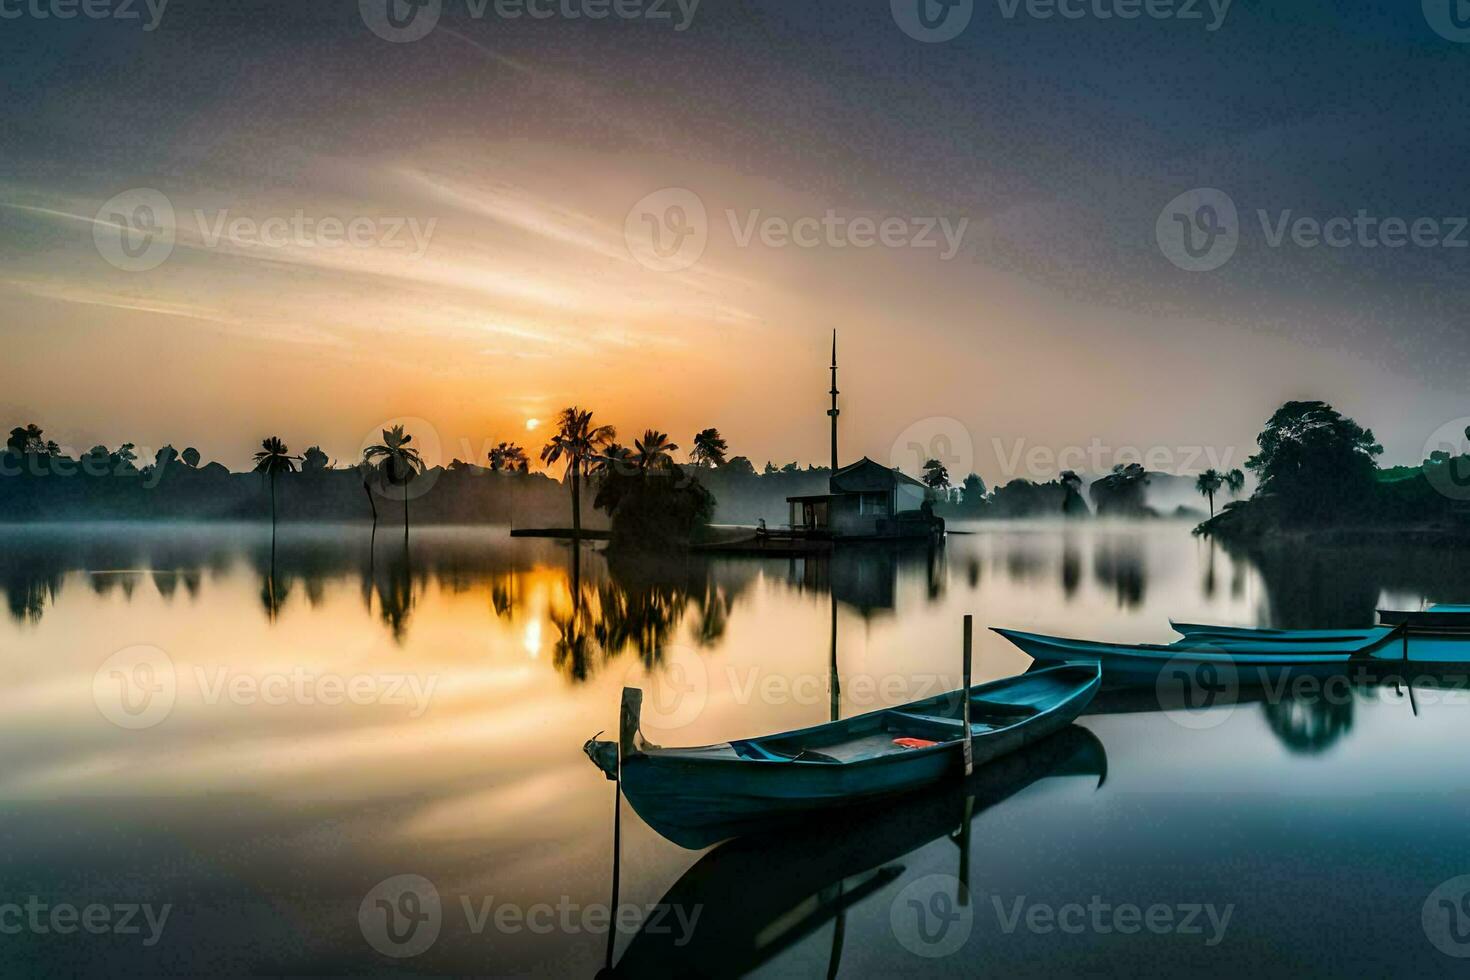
[525,418,541,432]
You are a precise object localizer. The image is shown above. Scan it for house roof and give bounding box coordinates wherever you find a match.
[829,457,926,494]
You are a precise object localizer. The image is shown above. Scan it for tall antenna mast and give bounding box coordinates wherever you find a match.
[827,329,840,472]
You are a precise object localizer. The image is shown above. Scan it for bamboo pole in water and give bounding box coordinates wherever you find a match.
[962,615,974,776]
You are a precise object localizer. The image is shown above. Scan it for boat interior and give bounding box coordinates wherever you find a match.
[727,667,1090,765]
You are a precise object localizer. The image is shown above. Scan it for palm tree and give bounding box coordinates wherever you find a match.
[540,407,616,539]
[356,460,379,526]
[1195,467,1246,518]
[489,442,530,473]
[634,429,678,473]
[588,442,635,480]
[690,428,728,468]
[252,436,298,535]
[363,424,425,537]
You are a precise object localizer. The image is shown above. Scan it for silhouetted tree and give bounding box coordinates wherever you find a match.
[1194,467,1245,518]
[181,447,201,468]
[691,428,728,468]
[301,446,330,473]
[540,407,615,539]
[6,424,53,456]
[1246,401,1382,522]
[922,458,951,492]
[364,425,425,538]
[724,456,756,477]
[961,472,986,506]
[635,430,679,472]
[489,442,530,473]
[252,436,298,533]
[589,442,635,481]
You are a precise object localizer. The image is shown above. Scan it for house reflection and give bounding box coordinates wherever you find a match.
[783,541,945,617]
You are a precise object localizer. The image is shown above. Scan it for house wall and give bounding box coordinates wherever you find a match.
[896,483,926,514]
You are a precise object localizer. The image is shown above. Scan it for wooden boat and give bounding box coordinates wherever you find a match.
[1170,622,1391,644]
[603,726,1106,975]
[583,662,1101,844]
[992,627,1397,686]
[1170,605,1470,661]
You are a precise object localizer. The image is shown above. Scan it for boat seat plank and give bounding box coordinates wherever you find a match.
[967,698,1038,717]
[885,710,966,741]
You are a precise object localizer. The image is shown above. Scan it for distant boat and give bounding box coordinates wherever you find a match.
[992,628,1394,686]
[1171,604,1470,656]
[583,663,1100,847]
[996,607,1470,686]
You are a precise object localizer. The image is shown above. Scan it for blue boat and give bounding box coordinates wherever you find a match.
[993,627,1398,686]
[583,662,1101,845]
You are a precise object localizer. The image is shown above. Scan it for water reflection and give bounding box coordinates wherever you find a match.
[605,726,1107,976]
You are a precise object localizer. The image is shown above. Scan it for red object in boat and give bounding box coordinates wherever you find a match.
[892,737,940,749]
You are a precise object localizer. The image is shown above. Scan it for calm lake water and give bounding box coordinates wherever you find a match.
[4,521,1470,977]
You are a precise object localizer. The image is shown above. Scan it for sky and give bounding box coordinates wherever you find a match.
[3,0,1469,481]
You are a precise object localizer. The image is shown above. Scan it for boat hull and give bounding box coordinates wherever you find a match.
[611,664,1101,847]
[994,627,1378,687]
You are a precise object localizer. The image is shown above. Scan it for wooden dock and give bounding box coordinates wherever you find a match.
[509,528,611,540]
